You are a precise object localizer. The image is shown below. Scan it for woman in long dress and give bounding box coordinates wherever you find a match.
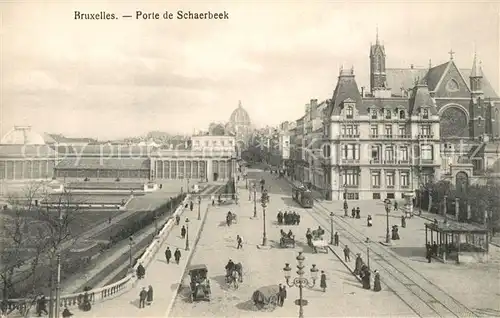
[373,270,381,292]
[146,285,154,305]
[320,271,327,292]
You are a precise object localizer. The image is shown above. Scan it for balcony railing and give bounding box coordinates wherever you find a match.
[370,159,381,164]
[398,160,410,164]
[387,185,395,189]
[369,134,379,139]
[396,135,411,139]
[401,184,410,189]
[384,160,397,164]
[340,159,360,164]
[382,134,394,139]
[420,159,435,165]
[418,134,434,139]
[372,184,381,188]
[340,134,360,139]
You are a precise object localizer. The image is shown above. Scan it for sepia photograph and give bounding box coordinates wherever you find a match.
[1,1,499,317]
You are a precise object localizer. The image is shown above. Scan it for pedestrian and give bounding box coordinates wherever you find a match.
[367,215,373,227]
[211,195,215,206]
[394,201,398,210]
[36,295,48,316]
[343,245,351,262]
[296,213,301,225]
[320,270,327,292]
[373,270,381,292]
[174,248,181,264]
[279,285,287,306]
[236,235,243,249]
[146,285,154,305]
[181,225,186,239]
[277,283,283,306]
[355,207,361,219]
[401,215,406,228]
[426,243,432,263]
[190,201,194,211]
[351,208,356,218]
[139,287,147,308]
[175,215,180,225]
[165,247,172,264]
[354,253,363,275]
[108,216,112,224]
[136,263,145,279]
[334,232,339,246]
[361,266,371,290]
[343,201,349,217]
[62,306,73,318]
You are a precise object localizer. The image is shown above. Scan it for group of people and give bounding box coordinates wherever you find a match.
[138,286,154,308]
[354,254,381,292]
[280,229,294,239]
[277,210,301,225]
[164,246,182,264]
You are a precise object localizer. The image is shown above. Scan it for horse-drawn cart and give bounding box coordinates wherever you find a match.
[187,264,211,302]
[252,285,279,310]
[226,212,237,226]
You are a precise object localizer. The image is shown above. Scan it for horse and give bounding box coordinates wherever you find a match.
[228,269,239,289]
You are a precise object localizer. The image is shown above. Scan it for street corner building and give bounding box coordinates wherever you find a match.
[283,33,500,201]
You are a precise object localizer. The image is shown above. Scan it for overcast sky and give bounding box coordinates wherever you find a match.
[1,1,499,140]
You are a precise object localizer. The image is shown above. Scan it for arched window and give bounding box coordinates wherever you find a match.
[422,109,429,119]
[399,110,406,119]
[371,109,378,119]
[385,109,392,119]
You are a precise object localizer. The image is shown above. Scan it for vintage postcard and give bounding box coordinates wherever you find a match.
[1,1,499,317]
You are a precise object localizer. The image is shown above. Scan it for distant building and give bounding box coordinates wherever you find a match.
[227,100,252,148]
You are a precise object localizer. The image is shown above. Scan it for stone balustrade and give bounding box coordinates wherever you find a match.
[3,194,192,316]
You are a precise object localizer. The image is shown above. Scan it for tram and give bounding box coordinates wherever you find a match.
[292,184,314,208]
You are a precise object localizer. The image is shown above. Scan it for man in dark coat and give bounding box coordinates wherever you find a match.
[283,211,289,225]
[165,247,172,264]
[181,225,186,239]
[190,201,194,211]
[320,271,327,292]
[334,232,339,246]
[296,213,301,225]
[136,263,145,279]
[344,201,348,216]
[279,285,287,306]
[139,287,147,308]
[36,295,48,316]
[401,215,406,228]
[426,243,432,263]
[225,259,235,274]
[355,207,361,219]
[174,248,181,264]
[343,245,351,262]
[277,283,283,306]
[351,208,356,218]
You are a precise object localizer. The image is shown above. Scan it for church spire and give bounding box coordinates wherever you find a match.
[376,25,379,45]
[471,53,483,77]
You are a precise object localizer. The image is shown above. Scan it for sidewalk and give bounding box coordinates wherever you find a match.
[76,201,210,318]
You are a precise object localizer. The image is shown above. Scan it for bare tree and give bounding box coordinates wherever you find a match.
[0,182,83,317]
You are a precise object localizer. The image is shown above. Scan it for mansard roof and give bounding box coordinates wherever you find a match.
[327,69,363,117]
[409,83,438,115]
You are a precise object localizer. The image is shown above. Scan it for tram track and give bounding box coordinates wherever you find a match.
[265,174,477,318]
[310,198,478,317]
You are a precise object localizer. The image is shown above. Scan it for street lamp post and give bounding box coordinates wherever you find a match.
[384,200,391,244]
[329,212,334,245]
[343,184,348,217]
[187,178,190,194]
[253,184,257,218]
[283,252,319,318]
[129,236,134,269]
[185,218,190,251]
[154,210,158,237]
[197,195,202,220]
[261,195,268,246]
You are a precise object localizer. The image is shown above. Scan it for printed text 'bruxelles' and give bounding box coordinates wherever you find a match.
[74,10,229,20]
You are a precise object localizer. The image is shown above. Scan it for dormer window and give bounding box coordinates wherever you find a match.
[422,109,429,119]
[346,106,353,119]
[371,109,378,120]
[399,110,406,119]
[385,109,392,119]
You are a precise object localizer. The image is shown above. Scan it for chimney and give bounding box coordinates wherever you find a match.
[361,86,365,98]
[410,64,414,69]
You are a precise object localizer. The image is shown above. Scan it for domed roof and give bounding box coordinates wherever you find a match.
[229,101,251,125]
[1,126,46,145]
